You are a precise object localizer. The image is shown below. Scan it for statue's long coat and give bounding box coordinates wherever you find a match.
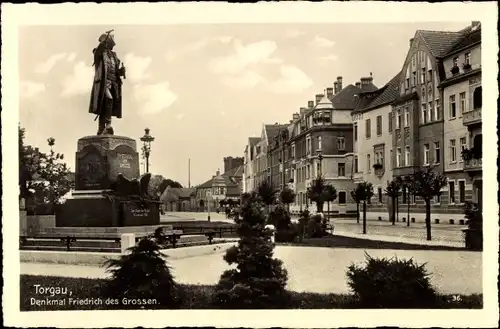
[89,47,123,119]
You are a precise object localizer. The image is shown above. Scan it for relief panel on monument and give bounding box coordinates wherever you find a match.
[76,149,107,190]
[107,144,140,181]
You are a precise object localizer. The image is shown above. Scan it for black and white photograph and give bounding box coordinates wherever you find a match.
[2,2,498,328]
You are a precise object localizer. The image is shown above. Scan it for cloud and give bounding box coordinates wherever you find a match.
[20,81,46,98]
[319,54,339,61]
[34,53,69,74]
[165,36,233,61]
[311,36,336,48]
[266,65,313,94]
[133,82,177,115]
[66,53,76,62]
[286,29,306,38]
[223,71,265,89]
[123,53,152,84]
[60,61,94,97]
[209,39,282,75]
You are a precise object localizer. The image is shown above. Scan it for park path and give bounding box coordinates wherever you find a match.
[21,246,482,295]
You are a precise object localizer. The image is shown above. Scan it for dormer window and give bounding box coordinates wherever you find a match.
[464,52,471,65]
[453,57,458,67]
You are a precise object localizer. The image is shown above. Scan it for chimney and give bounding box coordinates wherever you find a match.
[315,93,324,105]
[326,87,334,99]
[308,100,314,108]
[216,169,220,176]
[336,76,343,91]
[333,81,338,94]
[293,112,300,120]
[409,38,414,47]
[355,82,361,88]
[300,107,307,115]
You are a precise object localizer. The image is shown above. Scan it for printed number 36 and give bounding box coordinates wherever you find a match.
[452,295,462,302]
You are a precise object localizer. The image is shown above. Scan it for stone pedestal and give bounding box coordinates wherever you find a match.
[75,135,140,190]
[55,135,160,227]
[121,233,136,254]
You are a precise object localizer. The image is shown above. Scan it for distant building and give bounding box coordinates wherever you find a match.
[196,165,244,210]
[224,156,244,174]
[243,137,261,193]
[160,187,197,212]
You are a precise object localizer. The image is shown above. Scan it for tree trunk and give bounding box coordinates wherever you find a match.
[407,193,410,227]
[391,197,396,225]
[356,202,360,224]
[362,201,367,234]
[327,202,330,222]
[425,199,432,240]
[396,196,399,222]
[317,201,323,213]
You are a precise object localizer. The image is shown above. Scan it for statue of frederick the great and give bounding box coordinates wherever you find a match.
[89,30,126,135]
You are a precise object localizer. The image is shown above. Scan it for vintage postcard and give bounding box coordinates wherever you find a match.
[2,1,499,328]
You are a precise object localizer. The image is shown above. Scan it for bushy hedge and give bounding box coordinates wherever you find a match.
[306,214,329,238]
[346,253,438,308]
[20,275,482,311]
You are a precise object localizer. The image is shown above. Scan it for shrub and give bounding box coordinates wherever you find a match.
[103,237,181,309]
[275,223,299,243]
[306,214,328,238]
[213,192,289,309]
[346,253,438,308]
[463,201,482,251]
[267,204,291,230]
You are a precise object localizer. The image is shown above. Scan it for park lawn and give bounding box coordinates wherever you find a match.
[279,235,467,251]
[21,275,482,311]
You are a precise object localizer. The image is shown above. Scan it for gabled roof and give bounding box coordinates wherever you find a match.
[249,137,260,147]
[265,124,288,143]
[159,187,196,203]
[364,72,402,111]
[417,30,463,59]
[197,165,244,190]
[444,24,481,57]
[331,84,362,110]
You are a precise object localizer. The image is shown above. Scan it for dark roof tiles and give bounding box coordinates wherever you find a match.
[417,30,463,58]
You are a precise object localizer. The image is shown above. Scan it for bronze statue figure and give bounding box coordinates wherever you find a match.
[89,30,126,135]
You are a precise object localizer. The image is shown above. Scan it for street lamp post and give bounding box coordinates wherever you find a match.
[140,128,155,173]
[207,191,212,222]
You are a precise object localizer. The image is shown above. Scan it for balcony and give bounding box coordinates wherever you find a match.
[464,157,482,172]
[463,108,481,126]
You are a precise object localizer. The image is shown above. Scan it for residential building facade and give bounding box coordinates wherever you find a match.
[243,137,260,193]
[440,22,482,208]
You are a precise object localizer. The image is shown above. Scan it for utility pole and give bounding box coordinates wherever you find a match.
[188,158,191,188]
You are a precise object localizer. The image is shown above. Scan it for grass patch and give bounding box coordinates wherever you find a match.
[279,235,467,251]
[21,275,482,311]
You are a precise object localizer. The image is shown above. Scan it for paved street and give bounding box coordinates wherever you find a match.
[21,245,482,295]
[162,211,467,244]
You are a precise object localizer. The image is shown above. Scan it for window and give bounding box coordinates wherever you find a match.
[316,163,320,175]
[452,57,458,67]
[397,110,402,129]
[449,139,457,162]
[427,69,433,82]
[404,108,410,127]
[291,145,295,158]
[420,68,426,84]
[307,164,311,179]
[337,137,345,150]
[376,115,382,136]
[449,181,456,204]
[434,194,441,204]
[390,149,393,169]
[338,163,345,177]
[405,146,411,166]
[473,86,482,109]
[435,98,441,120]
[367,154,371,172]
[460,137,467,161]
[318,136,322,151]
[354,124,358,141]
[429,101,434,121]
[459,181,466,204]
[405,78,410,89]
[459,92,466,115]
[412,71,416,86]
[388,112,393,132]
[306,137,310,154]
[338,191,346,204]
[365,119,371,138]
[424,144,430,165]
[378,187,383,203]
[449,95,456,118]
[354,156,358,173]
[434,142,441,164]
[421,104,428,124]
[464,52,471,65]
[396,148,402,167]
[402,186,407,204]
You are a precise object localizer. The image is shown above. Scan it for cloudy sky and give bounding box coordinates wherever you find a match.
[19,22,468,186]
